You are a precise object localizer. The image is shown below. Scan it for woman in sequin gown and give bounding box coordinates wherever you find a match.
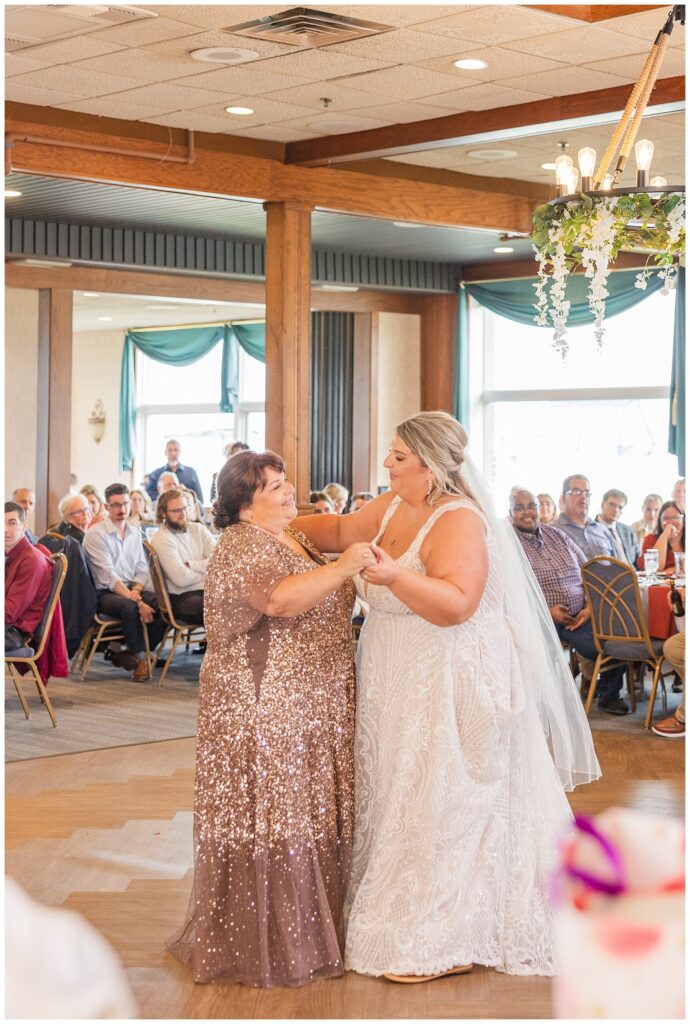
[296,412,598,983]
[167,450,374,988]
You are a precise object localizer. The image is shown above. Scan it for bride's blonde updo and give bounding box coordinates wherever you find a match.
[396,411,475,506]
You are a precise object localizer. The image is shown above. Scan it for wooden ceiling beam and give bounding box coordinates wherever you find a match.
[285,76,685,167]
[528,5,667,23]
[5,106,535,234]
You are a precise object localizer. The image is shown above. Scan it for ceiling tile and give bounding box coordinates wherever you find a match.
[65,48,220,84]
[5,53,46,77]
[8,34,126,67]
[56,96,185,120]
[260,79,377,112]
[317,5,472,29]
[583,47,686,80]
[177,64,312,94]
[5,82,81,106]
[66,82,234,116]
[421,82,546,112]
[417,44,567,79]
[146,29,298,61]
[239,48,390,81]
[334,64,477,101]
[607,9,685,47]
[504,25,662,63]
[231,124,321,142]
[412,6,576,44]
[387,149,471,169]
[247,108,388,134]
[343,99,467,124]
[90,15,204,46]
[499,66,632,97]
[140,111,240,134]
[328,27,478,62]
[183,96,319,127]
[141,6,291,30]
[8,65,136,98]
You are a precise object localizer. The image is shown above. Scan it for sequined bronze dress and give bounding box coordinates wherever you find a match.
[167,523,356,988]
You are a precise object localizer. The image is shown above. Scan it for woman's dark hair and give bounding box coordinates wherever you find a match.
[655,500,685,547]
[214,449,285,529]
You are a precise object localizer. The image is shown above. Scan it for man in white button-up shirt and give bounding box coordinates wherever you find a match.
[149,489,215,625]
[83,483,165,680]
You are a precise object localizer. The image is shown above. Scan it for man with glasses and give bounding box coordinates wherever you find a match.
[149,489,215,626]
[83,483,165,681]
[554,475,618,560]
[595,488,640,565]
[55,493,92,542]
[510,487,628,715]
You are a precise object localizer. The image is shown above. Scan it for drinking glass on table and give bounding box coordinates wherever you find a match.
[644,548,660,576]
[673,551,685,579]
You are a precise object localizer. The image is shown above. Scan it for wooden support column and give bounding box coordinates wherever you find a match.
[36,288,73,533]
[264,201,312,502]
[419,293,458,415]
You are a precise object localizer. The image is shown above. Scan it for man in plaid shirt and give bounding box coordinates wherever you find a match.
[510,487,628,715]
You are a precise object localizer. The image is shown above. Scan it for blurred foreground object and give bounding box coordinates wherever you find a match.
[553,808,684,1019]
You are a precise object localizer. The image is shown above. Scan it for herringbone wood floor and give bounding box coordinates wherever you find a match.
[5,730,684,1019]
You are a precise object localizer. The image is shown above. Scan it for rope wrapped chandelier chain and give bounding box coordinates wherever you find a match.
[531,4,685,354]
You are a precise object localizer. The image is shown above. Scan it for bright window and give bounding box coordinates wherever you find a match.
[136,343,265,503]
[470,289,678,516]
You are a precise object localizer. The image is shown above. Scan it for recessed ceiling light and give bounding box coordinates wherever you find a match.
[225,105,254,116]
[5,189,22,197]
[466,148,518,161]
[191,47,259,65]
[393,221,422,229]
[494,246,515,254]
[541,162,556,171]
[98,316,113,322]
[453,58,488,70]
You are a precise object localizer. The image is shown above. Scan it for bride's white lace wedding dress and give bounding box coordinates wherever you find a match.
[345,496,573,977]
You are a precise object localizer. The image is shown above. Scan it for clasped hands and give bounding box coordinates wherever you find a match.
[126,587,155,623]
[550,604,589,630]
[338,542,400,586]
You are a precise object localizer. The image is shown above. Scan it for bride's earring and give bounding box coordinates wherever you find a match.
[427,477,434,497]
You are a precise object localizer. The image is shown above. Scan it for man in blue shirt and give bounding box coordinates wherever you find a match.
[145,440,203,504]
[554,474,618,559]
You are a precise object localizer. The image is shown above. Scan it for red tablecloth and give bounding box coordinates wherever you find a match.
[647,584,677,640]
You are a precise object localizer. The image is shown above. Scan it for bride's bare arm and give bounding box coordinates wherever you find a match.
[291,492,393,552]
[362,508,488,627]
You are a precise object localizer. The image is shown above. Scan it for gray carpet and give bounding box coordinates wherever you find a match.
[5,649,201,762]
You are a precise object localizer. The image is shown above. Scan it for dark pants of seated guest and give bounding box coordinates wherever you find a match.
[5,625,28,651]
[96,589,166,656]
[555,620,625,703]
[169,590,204,626]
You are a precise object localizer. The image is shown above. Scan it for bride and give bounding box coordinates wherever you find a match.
[295,411,600,981]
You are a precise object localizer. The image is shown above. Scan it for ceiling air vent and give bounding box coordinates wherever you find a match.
[223,7,394,48]
[5,5,157,51]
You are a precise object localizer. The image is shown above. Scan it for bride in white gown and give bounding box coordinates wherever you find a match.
[296,411,600,982]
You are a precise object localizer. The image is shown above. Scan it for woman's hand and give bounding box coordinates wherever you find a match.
[335,542,377,580]
[359,543,401,587]
[661,522,680,542]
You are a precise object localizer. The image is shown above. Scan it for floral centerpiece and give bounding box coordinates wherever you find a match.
[531,191,685,356]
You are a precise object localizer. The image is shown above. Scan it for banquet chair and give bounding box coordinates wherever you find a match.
[581,556,675,728]
[144,542,205,684]
[4,553,67,727]
[71,612,152,681]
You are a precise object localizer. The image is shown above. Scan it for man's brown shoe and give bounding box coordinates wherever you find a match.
[132,658,150,681]
[651,715,685,738]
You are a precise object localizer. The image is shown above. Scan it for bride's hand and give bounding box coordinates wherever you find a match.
[360,543,401,587]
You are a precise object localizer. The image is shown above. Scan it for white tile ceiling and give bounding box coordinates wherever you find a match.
[3,4,685,185]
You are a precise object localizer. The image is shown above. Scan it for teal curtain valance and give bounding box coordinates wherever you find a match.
[119,321,265,471]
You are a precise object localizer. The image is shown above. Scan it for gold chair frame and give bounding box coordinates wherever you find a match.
[144,541,205,685]
[581,555,675,728]
[5,552,67,727]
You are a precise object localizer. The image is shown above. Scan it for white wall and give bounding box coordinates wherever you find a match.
[5,288,39,497]
[375,312,421,491]
[71,328,126,495]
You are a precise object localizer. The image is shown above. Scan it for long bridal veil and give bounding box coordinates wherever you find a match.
[461,455,601,791]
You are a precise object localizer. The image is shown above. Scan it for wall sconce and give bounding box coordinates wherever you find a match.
[88,399,106,443]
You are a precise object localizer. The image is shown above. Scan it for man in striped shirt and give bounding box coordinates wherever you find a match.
[510,487,628,715]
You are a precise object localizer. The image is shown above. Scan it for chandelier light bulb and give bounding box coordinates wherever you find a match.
[635,138,654,186]
[577,147,596,190]
[567,166,579,194]
[650,175,667,187]
[600,174,613,191]
[555,154,573,195]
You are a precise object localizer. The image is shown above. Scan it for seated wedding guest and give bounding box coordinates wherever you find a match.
[80,485,106,528]
[55,493,92,542]
[5,502,68,681]
[157,471,180,496]
[537,493,558,525]
[631,492,663,543]
[350,492,374,512]
[554,474,617,559]
[310,491,335,514]
[146,439,204,504]
[324,482,349,514]
[510,488,628,715]
[652,588,685,738]
[671,478,685,512]
[83,483,165,681]
[128,489,154,527]
[12,488,37,544]
[150,489,215,626]
[637,500,685,572]
[179,485,205,525]
[595,488,640,564]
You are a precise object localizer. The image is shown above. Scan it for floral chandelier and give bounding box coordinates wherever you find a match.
[531,4,685,355]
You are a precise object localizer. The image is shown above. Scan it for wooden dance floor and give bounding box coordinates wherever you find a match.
[6,730,684,1019]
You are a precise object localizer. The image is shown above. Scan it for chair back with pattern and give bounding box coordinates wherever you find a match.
[581,555,657,660]
[143,541,180,628]
[27,553,68,660]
